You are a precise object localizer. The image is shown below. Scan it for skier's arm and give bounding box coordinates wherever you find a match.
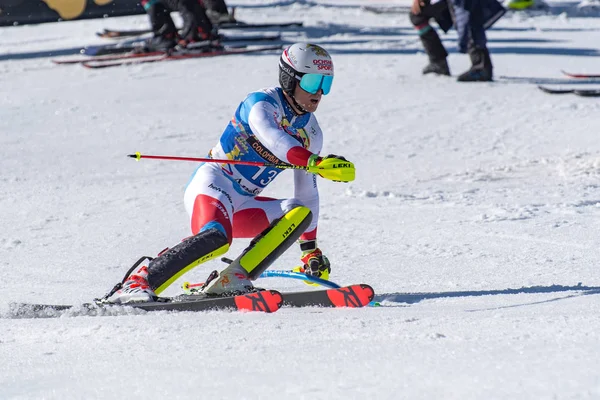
[245,95,355,181]
[246,100,314,166]
[247,101,355,181]
[294,169,319,240]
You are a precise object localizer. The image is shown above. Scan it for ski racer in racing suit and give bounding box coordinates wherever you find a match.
[106,43,355,303]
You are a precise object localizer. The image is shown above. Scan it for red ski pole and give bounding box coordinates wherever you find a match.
[127,152,308,171]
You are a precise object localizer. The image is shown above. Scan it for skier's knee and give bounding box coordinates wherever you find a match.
[200,221,232,244]
[235,205,313,280]
[281,198,306,214]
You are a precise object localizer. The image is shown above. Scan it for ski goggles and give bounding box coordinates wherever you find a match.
[298,74,334,95]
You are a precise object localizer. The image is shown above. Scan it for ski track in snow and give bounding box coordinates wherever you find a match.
[2,0,600,399]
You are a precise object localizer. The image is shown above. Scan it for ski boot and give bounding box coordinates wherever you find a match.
[200,266,255,296]
[101,258,158,304]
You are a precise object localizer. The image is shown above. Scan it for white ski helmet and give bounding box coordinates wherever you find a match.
[279,43,334,96]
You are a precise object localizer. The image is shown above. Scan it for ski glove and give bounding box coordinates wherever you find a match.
[307,154,355,182]
[299,240,331,280]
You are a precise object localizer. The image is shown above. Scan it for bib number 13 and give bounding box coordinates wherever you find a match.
[251,166,277,186]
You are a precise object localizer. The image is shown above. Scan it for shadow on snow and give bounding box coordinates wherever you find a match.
[375,283,600,304]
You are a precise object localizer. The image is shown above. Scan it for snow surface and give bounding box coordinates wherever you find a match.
[2,0,600,398]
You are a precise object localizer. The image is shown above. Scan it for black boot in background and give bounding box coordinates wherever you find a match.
[144,3,178,52]
[203,0,236,23]
[145,30,177,51]
[422,59,450,76]
[457,47,493,82]
[418,26,451,76]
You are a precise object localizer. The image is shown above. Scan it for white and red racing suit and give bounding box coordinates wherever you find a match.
[183,86,323,243]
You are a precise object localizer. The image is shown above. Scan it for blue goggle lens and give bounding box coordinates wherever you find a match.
[299,74,334,95]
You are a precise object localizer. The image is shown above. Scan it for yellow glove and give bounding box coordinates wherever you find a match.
[307,154,355,182]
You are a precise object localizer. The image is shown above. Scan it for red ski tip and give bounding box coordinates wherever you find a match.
[327,284,375,308]
[234,290,283,313]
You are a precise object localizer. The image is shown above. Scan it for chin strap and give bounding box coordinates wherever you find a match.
[283,89,307,115]
[291,95,308,114]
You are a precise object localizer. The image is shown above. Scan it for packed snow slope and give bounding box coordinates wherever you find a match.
[1,0,600,398]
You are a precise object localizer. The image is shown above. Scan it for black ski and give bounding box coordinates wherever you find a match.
[538,85,600,97]
[281,284,375,308]
[98,21,302,39]
[573,90,600,97]
[6,284,375,318]
[499,76,600,85]
[218,21,303,29]
[7,290,283,318]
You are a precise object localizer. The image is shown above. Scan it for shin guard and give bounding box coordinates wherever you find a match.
[147,228,229,294]
[230,206,313,280]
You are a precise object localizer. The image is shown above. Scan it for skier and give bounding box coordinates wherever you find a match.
[141,0,217,51]
[105,43,355,304]
[409,0,505,81]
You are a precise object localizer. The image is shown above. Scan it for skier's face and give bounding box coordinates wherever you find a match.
[294,85,322,113]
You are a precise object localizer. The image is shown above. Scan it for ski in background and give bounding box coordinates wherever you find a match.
[98,21,303,39]
[537,86,600,97]
[561,70,600,79]
[499,75,600,85]
[52,49,164,65]
[80,44,284,69]
[361,5,412,14]
[84,33,282,57]
[51,44,283,66]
